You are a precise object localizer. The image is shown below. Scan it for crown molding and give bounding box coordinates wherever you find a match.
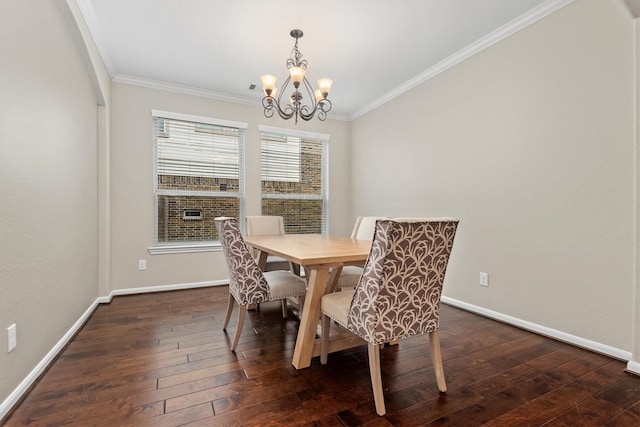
[75,0,115,79]
[350,0,575,121]
[114,74,260,106]
[113,74,351,122]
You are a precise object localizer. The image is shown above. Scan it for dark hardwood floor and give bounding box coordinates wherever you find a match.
[3,286,640,426]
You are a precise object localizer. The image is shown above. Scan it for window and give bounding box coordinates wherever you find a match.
[259,125,329,234]
[152,110,246,250]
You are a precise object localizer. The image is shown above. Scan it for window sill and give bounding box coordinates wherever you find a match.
[148,242,221,255]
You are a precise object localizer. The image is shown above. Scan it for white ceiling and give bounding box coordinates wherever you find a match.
[77,0,567,121]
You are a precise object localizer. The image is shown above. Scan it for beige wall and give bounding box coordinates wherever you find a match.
[351,0,635,351]
[110,83,351,290]
[0,0,100,402]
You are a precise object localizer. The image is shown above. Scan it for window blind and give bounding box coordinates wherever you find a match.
[260,133,301,182]
[154,118,240,180]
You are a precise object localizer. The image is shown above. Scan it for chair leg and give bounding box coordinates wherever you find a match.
[298,295,305,317]
[326,266,343,294]
[429,331,447,392]
[230,305,247,352]
[289,261,301,276]
[281,299,287,318]
[320,314,330,365]
[367,342,386,416]
[223,292,235,330]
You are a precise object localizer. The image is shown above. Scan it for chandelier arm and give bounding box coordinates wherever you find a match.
[319,98,332,113]
[301,108,322,121]
[301,98,331,122]
[280,103,295,120]
[316,110,327,121]
[275,103,295,121]
[301,77,317,109]
[263,98,296,121]
[262,96,274,109]
[262,97,276,119]
[274,75,291,107]
[280,75,300,122]
[298,103,320,121]
[263,97,296,121]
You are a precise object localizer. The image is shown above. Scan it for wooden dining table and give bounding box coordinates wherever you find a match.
[243,233,372,369]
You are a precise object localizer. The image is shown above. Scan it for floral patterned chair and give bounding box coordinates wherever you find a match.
[320,218,459,416]
[215,217,307,352]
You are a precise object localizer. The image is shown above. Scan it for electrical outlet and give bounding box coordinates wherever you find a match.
[138,259,147,271]
[479,272,489,287]
[7,324,16,353]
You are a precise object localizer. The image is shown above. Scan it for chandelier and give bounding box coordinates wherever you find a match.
[261,29,333,124]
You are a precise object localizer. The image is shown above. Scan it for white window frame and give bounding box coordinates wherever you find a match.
[258,125,329,235]
[150,110,247,254]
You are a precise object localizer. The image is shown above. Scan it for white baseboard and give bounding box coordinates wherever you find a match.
[96,279,227,303]
[441,296,632,362]
[626,360,640,376]
[1,280,227,421]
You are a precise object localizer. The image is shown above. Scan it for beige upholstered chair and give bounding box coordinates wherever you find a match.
[245,215,299,275]
[320,218,459,416]
[215,217,307,351]
[330,216,389,292]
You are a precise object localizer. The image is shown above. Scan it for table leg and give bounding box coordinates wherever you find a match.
[256,250,268,271]
[292,267,329,369]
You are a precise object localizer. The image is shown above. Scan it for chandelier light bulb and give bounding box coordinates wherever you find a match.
[317,78,333,98]
[289,67,306,86]
[261,74,277,96]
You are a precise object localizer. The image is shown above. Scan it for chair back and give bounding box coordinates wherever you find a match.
[350,216,389,240]
[215,217,269,305]
[245,216,285,236]
[347,218,459,344]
